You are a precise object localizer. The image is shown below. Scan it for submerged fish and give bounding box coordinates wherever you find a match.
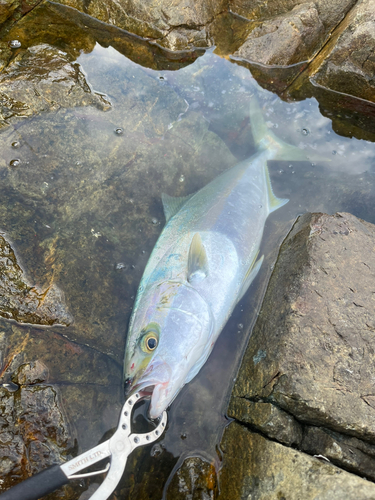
[124,99,308,418]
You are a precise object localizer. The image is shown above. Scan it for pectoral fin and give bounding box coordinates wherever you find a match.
[187,233,208,283]
[162,193,194,222]
[238,253,264,301]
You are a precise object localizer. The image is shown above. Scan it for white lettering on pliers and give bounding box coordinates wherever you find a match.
[67,450,110,471]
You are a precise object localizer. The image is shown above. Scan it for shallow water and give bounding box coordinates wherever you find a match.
[1,17,375,500]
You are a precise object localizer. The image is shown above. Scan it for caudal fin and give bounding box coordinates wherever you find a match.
[250,98,328,163]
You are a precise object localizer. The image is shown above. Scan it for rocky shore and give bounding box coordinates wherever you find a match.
[0,0,375,499]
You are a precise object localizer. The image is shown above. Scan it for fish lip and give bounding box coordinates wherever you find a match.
[125,358,171,401]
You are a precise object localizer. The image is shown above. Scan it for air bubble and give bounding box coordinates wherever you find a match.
[9,159,21,168]
[258,205,262,209]
[151,218,159,225]
[115,263,128,270]
[179,175,185,182]
[332,150,337,155]
[11,141,20,148]
[288,164,293,168]
[122,424,127,430]
[114,128,123,135]
[301,128,309,136]
[278,169,284,174]
[181,433,187,440]
[238,323,244,330]
[9,40,21,49]
[134,437,140,443]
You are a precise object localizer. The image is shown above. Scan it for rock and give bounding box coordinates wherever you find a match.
[0,382,76,496]
[231,212,375,441]
[233,3,326,66]
[310,0,375,103]
[301,426,375,482]
[218,422,375,500]
[228,212,375,482]
[228,398,302,447]
[12,360,49,385]
[0,43,110,128]
[0,233,72,325]
[0,0,18,26]
[53,0,226,50]
[166,457,217,500]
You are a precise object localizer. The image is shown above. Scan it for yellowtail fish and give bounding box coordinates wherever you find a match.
[124,99,309,418]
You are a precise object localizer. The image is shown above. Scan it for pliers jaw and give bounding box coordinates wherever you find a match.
[60,393,167,500]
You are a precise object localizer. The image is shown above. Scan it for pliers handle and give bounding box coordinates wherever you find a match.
[0,393,167,500]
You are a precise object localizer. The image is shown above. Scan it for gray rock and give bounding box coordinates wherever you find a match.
[231,212,375,442]
[228,398,302,447]
[218,422,375,500]
[301,426,375,482]
[233,3,326,66]
[311,0,375,103]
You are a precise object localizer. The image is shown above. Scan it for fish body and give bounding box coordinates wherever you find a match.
[124,100,297,418]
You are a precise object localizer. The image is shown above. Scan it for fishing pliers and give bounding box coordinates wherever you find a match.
[0,393,167,500]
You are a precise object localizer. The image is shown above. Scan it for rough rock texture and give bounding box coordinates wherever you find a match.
[0,233,72,325]
[218,423,375,500]
[0,375,76,495]
[310,0,375,103]
[0,0,18,25]
[166,457,217,500]
[0,43,110,128]
[54,0,227,50]
[233,3,327,66]
[228,212,375,486]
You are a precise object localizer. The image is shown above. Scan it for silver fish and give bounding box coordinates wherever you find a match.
[124,99,306,418]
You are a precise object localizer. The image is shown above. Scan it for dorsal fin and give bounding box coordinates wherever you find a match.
[161,193,193,222]
[187,233,208,283]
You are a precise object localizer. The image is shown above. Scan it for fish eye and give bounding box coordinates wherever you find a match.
[146,335,157,351]
[140,323,160,353]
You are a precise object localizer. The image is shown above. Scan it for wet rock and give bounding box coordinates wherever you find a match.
[12,360,48,385]
[54,0,226,50]
[226,212,375,485]
[231,212,375,442]
[310,0,375,103]
[218,422,375,500]
[0,233,72,325]
[0,0,18,26]
[228,398,302,447]
[166,456,217,500]
[301,426,375,482]
[0,381,75,494]
[0,43,110,128]
[233,3,326,66]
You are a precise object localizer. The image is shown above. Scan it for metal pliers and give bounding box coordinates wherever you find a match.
[0,393,167,500]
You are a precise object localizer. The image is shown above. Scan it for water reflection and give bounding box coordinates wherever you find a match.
[0,24,375,500]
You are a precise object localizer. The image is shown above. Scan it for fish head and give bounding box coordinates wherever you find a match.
[124,280,213,419]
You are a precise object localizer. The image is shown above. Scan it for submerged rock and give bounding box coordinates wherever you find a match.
[227,212,375,491]
[0,233,72,325]
[166,457,217,500]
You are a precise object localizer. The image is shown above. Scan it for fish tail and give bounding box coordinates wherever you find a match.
[249,97,328,163]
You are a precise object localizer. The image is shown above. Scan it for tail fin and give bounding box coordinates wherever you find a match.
[250,98,328,163]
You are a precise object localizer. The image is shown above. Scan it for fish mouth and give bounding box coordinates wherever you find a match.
[124,358,171,417]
